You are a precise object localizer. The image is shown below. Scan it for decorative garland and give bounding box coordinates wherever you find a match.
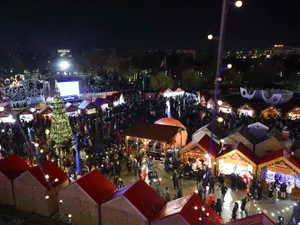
[261,160,298,174]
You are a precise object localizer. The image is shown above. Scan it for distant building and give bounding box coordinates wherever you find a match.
[57,49,71,57]
[273,44,300,56]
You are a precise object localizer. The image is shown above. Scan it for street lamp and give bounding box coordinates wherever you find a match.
[217,100,223,106]
[227,64,232,69]
[207,34,213,40]
[217,117,224,123]
[59,61,70,71]
[235,0,243,8]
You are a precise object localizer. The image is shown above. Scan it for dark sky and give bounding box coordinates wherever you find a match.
[0,0,299,52]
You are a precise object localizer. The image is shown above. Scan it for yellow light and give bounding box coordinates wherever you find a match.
[199,217,202,221]
[45,195,49,199]
[202,207,205,212]
[194,206,198,210]
[206,213,209,216]
[207,34,213,40]
[45,174,49,179]
[0,106,4,112]
[59,200,63,203]
[40,150,44,153]
[271,213,275,216]
[257,207,260,210]
[54,178,59,182]
[68,214,72,218]
[282,209,285,212]
[217,117,224,123]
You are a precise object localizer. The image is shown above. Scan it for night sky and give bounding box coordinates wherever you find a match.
[0,0,299,52]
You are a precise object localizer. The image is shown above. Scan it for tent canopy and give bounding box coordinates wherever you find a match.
[76,169,117,204]
[154,118,186,130]
[124,122,181,143]
[258,149,300,174]
[0,154,30,181]
[152,193,223,225]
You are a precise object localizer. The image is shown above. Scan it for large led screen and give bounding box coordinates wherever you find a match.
[57,81,79,96]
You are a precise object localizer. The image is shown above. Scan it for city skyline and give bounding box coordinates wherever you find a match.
[0,0,300,52]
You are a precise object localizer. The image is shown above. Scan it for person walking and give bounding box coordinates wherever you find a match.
[215,198,222,216]
[240,196,249,217]
[221,184,228,202]
[231,202,239,221]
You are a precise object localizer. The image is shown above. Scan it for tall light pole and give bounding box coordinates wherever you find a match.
[204,2,243,215]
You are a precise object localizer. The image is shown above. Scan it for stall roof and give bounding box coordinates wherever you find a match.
[181,134,219,158]
[218,143,259,164]
[17,108,34,116]
[94,98,108,107]
[155,117,186,130]
[152,193,224,225]
[39,105,53,114]
[29,161,69,190]
[159,88,173,94]
[64,102,78,111]
[259,148,300,173]
[78,100,97,110]
[227,126,257,145]
[226,213,275,225]
[76,169,117,205]
[124,122,181,143]
[105,95,117,103]
[195,123,227,139]
[112,180,166,220]
[0,154,30,181]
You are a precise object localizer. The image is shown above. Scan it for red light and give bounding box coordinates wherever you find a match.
[274,44,284,48]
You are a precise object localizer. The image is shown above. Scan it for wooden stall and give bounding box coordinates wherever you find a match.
[258,149,300,200]
[78,100,98,115]
[58,169,117,225]
[216,143,259,176]
[238,104,256,117]
[151,193,223,225]
[64,102,79,117]
[39,105,53,119]
[261,106,281,119]
[101,180,166,225]
[179,134,219,171]
[13,161,69,217]
[0,155,30,206]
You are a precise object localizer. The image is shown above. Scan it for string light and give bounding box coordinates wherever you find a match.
[59,200,63,203]
[45,195,49,199]
[202,207,205,212]
[45,174,49,179]
[194,206,198,210]
[68,214,72,218]
[206,213,209,216]
[199,217,202,221]
[54,178,59,182]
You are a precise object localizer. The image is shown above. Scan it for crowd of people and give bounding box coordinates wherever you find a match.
[0,88,299,224]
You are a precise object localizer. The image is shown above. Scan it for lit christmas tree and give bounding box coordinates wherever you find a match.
[50,81,74,165]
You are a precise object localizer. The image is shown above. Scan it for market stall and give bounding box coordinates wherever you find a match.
[64,102,79,117]
[13,161,69,217]
[261,106,281,119]
[17,108,35,122]
[255,136,287,158]
[179,134,219,171]
[101,180,166,225]
[154,118,187,147]
[258,149,300,200]
[124,122,181,157]
[218,101,232,114]
[94,98,109,111]
[238,104,255,117]
[159,88,173,98]
[39,105,53,119]
[151,193,223,225]
[216,143,258,176]
[0,108,15,123]
[58,169,117,225]
[287,106,300,120]
[78,100,98,115]
[0,155,30,206]
[172,88,185,97]
[192,123,226,143]
[206,98,215,110]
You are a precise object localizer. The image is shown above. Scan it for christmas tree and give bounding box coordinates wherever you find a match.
[50,81,74,153]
